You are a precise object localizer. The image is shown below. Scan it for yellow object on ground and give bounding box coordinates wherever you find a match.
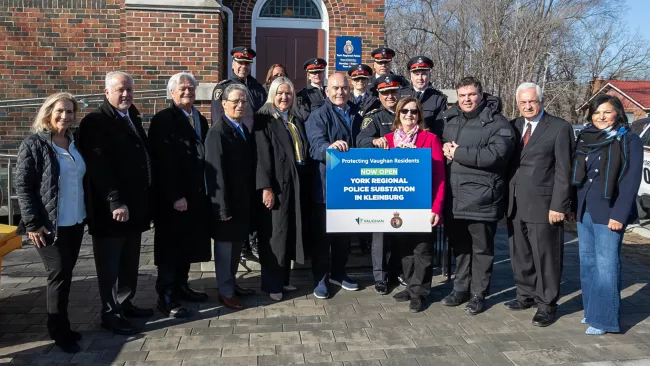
[0,224,22,277]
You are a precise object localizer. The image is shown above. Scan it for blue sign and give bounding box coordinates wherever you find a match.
[326,148,433,232]
[335,36,362,72]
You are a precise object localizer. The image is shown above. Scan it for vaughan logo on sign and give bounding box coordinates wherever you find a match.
[355,217,384,225]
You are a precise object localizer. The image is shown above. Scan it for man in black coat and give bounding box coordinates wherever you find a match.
[205,83,257,310]
[439,77,516,315]
[398,56,448,139]
[505,83,575,327]
[78,71,153,335]
[148,73,213,318]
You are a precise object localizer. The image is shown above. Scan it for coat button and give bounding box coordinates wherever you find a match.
[589,178,593,182]
[136,144,140,148]
[595,169,599,173]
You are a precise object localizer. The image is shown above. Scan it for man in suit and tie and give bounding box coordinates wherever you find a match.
[505,82,575,327]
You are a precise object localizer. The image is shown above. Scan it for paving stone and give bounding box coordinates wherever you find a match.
[304,352,334,363]
[251,331,301,346]
[477,341,525,352]
[265,306,326,318]
[87,338,145,352]
[504,348,583,366]
[469,352,515,366]
[603,344,650,359]
[190,327,234,336]
[141,337,181,351]
[164,329,192,337]
[341,361,382,366]
[344,339,415,351]
[145,349,222,360]
[276,344,320,354]
[518,339,568,350]
[209,318,258,327]
[384,346,457,358]
[379,358,419,366]
[284,322,348,332]
[97,350,149,362]
[301,330,335,344]
[181,356,257,366]
[331,350,387,362]
[453,343,485,356]
[9,353,73,364]
[177,335,249,349]
[124,361,182,366]
[345,320,371,329]
[258,317,297,325]
[415,354,477,366]
[485,332,532,343]
[257,353,305,365]
[320,342,348,352]
[221,345,276,357]
[569,344,619,362]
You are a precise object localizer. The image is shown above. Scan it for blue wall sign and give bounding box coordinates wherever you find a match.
[335,36,362,72]
[326,148,433,232]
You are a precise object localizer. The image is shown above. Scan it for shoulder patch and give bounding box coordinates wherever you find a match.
[213,89,223,100]
[366,108,380,116]
[217,79,230,85]
[498,128,513,137]
[362,117,373,129]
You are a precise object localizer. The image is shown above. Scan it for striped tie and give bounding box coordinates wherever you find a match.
[285,120,304,164]
[187,115,195,129]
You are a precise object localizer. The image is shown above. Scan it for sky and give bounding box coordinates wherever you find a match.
[624,0,650,41]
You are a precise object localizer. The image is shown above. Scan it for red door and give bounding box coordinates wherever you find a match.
[256,28,324,91]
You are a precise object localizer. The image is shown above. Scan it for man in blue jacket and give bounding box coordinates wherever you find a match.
[306,72,362,299]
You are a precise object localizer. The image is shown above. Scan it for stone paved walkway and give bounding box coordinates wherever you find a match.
[2,229,650,365]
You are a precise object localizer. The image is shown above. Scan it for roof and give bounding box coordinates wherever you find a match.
[579,80,650,111]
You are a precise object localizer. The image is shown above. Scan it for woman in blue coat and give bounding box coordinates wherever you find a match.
[572,95,643,335]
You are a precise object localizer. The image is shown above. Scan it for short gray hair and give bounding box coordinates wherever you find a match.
[516,82,543,103]
[105,71,133,90]
[168,72,198,93]
[265,76,295,106]
[223,84,248,101]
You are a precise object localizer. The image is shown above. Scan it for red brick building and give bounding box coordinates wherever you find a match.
[0,0,386,153]
[579,79,650,122]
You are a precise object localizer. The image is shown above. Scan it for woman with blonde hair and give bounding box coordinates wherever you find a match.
[15,92,86,353]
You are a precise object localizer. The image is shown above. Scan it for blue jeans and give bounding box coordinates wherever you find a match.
[577,211,624,332]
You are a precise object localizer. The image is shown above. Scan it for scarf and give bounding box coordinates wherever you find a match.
[572,123,629,201]
[393,125,419,148]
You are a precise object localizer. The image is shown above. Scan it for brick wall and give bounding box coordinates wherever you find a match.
[0,0,223,154]
[223,0,386,70]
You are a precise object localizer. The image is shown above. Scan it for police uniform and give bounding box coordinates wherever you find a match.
[211,47,267,131]
[357,74,404,293]
[368,47,396,86]
[296,58,327,121]
[398,56,448,139]
[348,64,379,117]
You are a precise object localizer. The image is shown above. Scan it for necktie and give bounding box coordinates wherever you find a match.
[126,115,152,185]
[416,91,422,100]
[522,123,532,147]
[236,124,246,140]
[187,115,195,129]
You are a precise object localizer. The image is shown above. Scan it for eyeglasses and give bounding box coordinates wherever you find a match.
[400,108,419,115]
[226,99,248,106]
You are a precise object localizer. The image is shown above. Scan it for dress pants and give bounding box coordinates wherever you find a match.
[92,233,142,315]
[371,233,401,282]
[213,240,243,297]
[507,204,564,310]
[155,262,191,295]
[35,223,84,338]
[396,232,434,298]
[311,203,350,286]
[446,219,497,297]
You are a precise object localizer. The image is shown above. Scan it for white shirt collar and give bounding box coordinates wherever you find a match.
[224,114,242,129]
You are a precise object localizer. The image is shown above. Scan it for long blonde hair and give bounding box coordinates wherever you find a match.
[31,92,79,133]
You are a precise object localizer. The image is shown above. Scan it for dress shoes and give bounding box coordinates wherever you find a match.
[532,308,556,327]
[235,285,255,296]
[375,281,388,295]
[101,314,139,335]
[504,299,535,311]
[441,290,470,307]
[465,294,485,315]
[175,284,209,302]
[123,305,154,318]
[219,294,244,310]
[157,293,191,318]
[392,289,410,302]
[409,296,426,313]
[54,337,80,354]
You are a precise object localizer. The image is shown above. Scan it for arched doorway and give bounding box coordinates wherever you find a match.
[252,0,329,90]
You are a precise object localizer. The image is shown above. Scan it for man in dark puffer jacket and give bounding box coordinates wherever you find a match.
[438,77,516,315]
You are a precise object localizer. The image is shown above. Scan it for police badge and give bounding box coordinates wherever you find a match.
[362,117,373,129]
[390,212,403,229]
[344,40,354,54]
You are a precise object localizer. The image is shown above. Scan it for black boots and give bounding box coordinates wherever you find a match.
[157,290,190,318]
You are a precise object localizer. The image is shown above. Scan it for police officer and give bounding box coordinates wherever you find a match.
[369,47,396,85]
[348,64,378,116]
[398,56,447,138]
[211,47,266,131]
[296,57,327,120]
[356,74,403,295]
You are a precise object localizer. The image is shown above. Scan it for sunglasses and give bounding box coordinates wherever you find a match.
[400,108,419,115]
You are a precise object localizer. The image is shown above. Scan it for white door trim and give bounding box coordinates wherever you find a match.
[251,0,329,79]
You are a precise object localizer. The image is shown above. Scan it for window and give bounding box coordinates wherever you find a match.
[260,0,321,19]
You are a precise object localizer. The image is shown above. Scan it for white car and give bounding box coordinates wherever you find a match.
[636,124,650,219]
